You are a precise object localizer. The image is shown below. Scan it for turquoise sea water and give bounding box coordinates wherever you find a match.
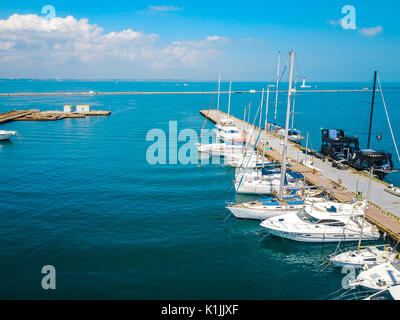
[0,80,399,299]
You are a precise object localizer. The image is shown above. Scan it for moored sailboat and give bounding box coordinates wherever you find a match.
[350,261,400,291]
[330,245,398,268]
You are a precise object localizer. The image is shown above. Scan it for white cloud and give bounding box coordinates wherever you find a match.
[359,26,383,37]
[172,35,228,49]
[326,19,342,27]
[0,14,225,78]
[206,35,227,42]
[138,5,183,15]
[240,37,264,45]
[148,5,183,12]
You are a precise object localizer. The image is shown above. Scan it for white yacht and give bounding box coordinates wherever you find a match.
[197,139,246,157]
[215,118,244,142]
[0,130,18,141]
[260,207,380,242]
[330,246,399,268]
[350,261,400,291]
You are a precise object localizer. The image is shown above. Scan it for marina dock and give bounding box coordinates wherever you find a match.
[0,110,35,123]
[0,109,111,123]
[200,109,400,242]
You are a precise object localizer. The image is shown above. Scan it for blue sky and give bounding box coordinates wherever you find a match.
[0,0,399,81]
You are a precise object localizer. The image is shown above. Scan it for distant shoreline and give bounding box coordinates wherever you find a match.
[0,79,399,84]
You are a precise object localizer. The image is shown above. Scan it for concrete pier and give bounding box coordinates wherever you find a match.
[200,109,400,242]
[0,109,111,122]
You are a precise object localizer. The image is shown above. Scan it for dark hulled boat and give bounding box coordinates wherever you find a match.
[321,129,393,178]
[321,71,394,179]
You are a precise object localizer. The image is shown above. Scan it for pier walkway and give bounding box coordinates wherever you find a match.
[0,110,111,123]
[200,109,400,242]
[0,110,36,123]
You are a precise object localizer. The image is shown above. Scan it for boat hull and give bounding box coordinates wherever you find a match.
[226,206,301,220]
[265,229,379,242]
[0,131,17,141]
[234,182,278,194]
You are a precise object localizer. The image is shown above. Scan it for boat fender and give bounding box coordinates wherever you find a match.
[338,178,342,185]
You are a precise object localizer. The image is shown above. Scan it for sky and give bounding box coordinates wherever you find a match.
[0,0,399,81]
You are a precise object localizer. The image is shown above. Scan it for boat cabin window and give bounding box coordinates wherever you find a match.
[364,258,377,262]
[316,219,345,227]
[296,209,319,224]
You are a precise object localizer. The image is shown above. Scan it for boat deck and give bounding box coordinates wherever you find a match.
[200,109,400,242]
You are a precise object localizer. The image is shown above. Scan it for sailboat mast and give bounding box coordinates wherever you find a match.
[228,81,232,119]
[259,88,264,129]
[357,168,373,253]
[217,72,221,111]
[278,50,295,201]
[273,51,281,124]
[367,71,377,149]
[259,89,264,166]
[304,132,309,164]
[291,75,297,129]
[265,86,270,131]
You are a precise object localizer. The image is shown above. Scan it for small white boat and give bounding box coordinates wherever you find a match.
[260,207,380,243]
[385,184,400,197]
[0,130,18,141]
[350,261,400,291]
[215,121,244,142]
[364,285,400,300]
[330,246,399,268]
[197,140,245,157]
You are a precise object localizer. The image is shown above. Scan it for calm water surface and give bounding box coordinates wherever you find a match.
[0,80,399,299]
